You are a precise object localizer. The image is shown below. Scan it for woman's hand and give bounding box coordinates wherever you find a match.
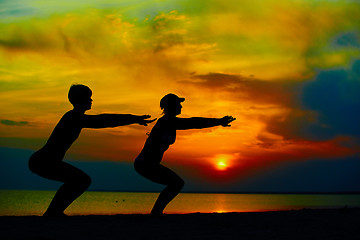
[220,115,236,127]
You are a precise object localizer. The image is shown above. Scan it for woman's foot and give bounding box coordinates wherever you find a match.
[43,211,68,217]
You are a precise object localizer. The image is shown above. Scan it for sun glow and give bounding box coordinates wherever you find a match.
[212,154,237,171]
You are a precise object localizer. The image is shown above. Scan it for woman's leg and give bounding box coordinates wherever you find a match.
[30,160,91,216]
[136,164,184,215]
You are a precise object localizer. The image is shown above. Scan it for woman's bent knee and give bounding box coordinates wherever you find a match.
[170,178,184,191]
[178,178,185,189]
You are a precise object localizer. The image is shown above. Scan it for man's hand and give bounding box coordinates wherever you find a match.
[138,115,157,126]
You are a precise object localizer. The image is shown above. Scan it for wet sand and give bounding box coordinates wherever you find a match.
[1,208,359,240]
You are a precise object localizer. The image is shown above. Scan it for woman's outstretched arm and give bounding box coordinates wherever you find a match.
[174,116,235,130]
[83,114,156,128]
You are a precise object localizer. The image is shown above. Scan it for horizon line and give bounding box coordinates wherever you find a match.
[1,189,360,194]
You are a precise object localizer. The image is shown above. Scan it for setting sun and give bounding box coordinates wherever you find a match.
[213,154,236,171]
[216,159,228,171]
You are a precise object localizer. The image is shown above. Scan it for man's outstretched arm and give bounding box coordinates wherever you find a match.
[83,114,156,128]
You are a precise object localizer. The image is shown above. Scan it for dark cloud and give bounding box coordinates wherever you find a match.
[333,31,360,48]
[0,24,58,50]
[265,109,319,141]
[184,72,302,107]
[149,12,187,53]
[301,59,360,139]
[1,119,29,126]
[191,73,244,89]
[266,59,360,143]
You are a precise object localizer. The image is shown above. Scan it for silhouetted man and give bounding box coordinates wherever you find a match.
[29,84,155,217]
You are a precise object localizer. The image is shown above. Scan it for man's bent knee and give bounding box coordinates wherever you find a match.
[70,173,91,190]
[80,174,92,189]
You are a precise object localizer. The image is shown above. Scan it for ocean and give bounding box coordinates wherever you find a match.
[0,190,359,216]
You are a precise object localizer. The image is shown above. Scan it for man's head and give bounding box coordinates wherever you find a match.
[68,84,92,110]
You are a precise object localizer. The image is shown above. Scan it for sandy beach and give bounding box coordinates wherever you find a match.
[1,208,359,240]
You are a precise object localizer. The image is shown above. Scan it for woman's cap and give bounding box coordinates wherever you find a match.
[160,93,185,109]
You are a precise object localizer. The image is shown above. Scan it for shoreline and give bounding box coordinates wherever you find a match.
[1,208,359,240]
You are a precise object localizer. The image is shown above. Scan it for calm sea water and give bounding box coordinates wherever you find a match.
[0,190,359,216]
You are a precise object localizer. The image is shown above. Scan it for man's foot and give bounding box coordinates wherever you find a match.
[150,211,164,218]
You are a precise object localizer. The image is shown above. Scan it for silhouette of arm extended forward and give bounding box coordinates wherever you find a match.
[83,114,155,128]
[174,115,235,130]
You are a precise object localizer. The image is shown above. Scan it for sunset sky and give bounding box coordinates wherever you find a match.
[1,0,360,192]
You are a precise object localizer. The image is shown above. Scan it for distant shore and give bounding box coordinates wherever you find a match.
[1,208,359,240]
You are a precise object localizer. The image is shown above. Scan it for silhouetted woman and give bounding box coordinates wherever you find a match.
[29,84,155,217]
[134,93,235,216]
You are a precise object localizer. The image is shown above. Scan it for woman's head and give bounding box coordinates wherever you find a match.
[160,93,185,116]
[68,84,92,110]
